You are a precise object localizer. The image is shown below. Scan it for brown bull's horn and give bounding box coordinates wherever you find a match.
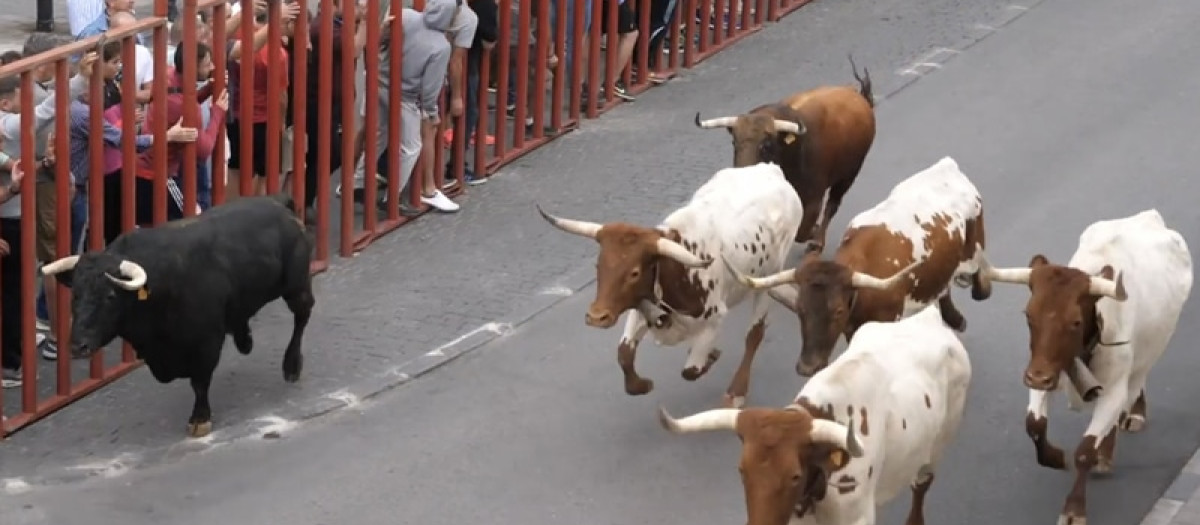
[849,259,921,290]
[810,418,865,458]
[694,112,739,129]
[41,255,81,276]
[772,119,806,135]
[657,405,740,434]
[976,248,1033,285]
[535,204,602,240]
[656,238,711,268]
[105,260,148,291]
[1088,272,1128,301]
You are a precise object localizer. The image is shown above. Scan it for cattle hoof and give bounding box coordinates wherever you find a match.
[681,367,705,381]
[283,353,303,383]
[1121,415,1146,433]
[722,394,745,409]
[187,421,213,438]
[1057,513,1085,525]
[625,377,654,396]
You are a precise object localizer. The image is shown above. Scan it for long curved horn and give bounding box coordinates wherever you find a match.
[655,238,711,268]
[720,253,795,289]
[536,204,602,240]
[976,248,1032,284]
[105,260,147,291]
[810,418,864,458]
[41,255,81,276]
[850,259,921,290]
[658,405,740,434]
[1088,272,1128,301]
[772,119,806,135]
[694,112,738,129]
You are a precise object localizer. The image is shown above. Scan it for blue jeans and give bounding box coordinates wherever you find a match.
[196,160,212,210]
[37,187,88,321]
[453,51,483,174]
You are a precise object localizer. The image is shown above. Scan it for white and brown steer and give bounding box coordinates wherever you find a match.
[536,162,804,408]
[658,303,972,525]
[977,209,1193,525]
[724,156,992,376]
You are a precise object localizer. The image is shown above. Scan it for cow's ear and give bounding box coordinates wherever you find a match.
[807,443,852,473]
[53,269,75,289]
[1028,254,1049,268]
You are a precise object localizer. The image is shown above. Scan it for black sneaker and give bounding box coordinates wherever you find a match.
[2,367,22,388]
[612,80,636,102]
[39,335,58,361]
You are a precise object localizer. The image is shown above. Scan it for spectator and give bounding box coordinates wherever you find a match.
[225,1,300,198]
[297,0,366,214]
[67,0,106,38]
[131,43,227,225]
[19,32,86,358]
[0,52,95,384]
[108,10,155,103]
[443,0,496,187]
[166,14,220,210]
[641,0,677,82]
[435,0,481,188]
[599,0,639,102]
[68,42,196,245]
[76,0,143,46]
[0,51,21,65]
[548,0,593,103]
[345,0,460,215]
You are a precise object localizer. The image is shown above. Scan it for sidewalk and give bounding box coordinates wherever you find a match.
[0,0,1076,492]
[1142,450,1200,525]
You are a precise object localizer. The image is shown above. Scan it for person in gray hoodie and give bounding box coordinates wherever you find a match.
[346,0,461,215]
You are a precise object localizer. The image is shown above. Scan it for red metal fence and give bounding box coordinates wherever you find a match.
[0,0,813,438]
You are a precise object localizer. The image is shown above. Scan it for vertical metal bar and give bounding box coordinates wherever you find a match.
[568,0,584,122]
[85,44,105,380]
[238,0,255,198]
[549,0,565,132]
[667,0,681,71]
[530,0,549,138]
[604,0,617,101]
[584,0,601,118]
[52,59,71,395]
[314,0,333,261]
[385,0,402,216]
[181,0,200,217]
[265,0,282,194]
[682,0,696,68]
[513,0,530,147]
[17,72,36,412]
[473,46,491,179]
[492,0,510,161]
[291,0,309,218]
[634,0,649,88]
[338,0,356,256]
[151,28,169,225]
[362,0,380,231]
[210,2,229,206]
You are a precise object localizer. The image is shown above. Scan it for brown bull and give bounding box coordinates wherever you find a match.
[693,55,876,252]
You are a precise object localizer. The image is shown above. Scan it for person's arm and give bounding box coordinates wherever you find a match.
[229,23,272,60]
[420,47,452,117]
[195,103,227,159]
[20,73,92,138]
[448,12,477,105]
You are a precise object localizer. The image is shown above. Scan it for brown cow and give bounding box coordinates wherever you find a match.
[693,55,876,252]
[723,157,992,376]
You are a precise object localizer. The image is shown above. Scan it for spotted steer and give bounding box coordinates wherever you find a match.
[536,162,803,408]
[657,303,972,525]
[976,209,1193,525]
[723,156,992,376]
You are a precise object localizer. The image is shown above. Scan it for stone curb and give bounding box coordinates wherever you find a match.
[1139,449,1200,525]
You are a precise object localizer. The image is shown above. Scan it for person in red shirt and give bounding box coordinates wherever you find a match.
[226,4,297,197]
[119,42,227,234]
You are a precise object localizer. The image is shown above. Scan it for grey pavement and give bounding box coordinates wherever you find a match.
[4,0,1200,524]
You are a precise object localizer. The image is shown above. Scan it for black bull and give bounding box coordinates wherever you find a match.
[40,193,316,438]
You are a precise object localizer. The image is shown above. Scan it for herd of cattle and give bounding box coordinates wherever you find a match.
[36,55,1192,525]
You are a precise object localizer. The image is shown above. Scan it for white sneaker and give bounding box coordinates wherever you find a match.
[420,190,460,213]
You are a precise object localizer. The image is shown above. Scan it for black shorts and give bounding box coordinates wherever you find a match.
[602,0,637,34]
[226,120,279,178]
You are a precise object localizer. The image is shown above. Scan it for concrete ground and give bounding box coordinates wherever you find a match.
[4,0,1200,523]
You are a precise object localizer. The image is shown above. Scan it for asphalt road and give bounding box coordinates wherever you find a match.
[5,0,1200,523]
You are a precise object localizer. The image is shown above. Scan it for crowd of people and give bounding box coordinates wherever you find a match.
[0,0,689,388]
